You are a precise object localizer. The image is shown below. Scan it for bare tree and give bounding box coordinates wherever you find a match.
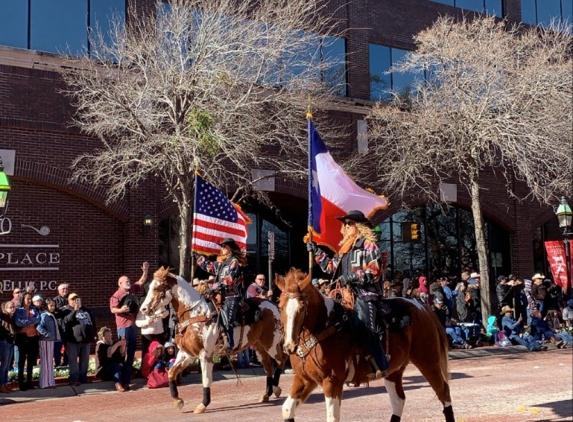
[361,16,572,323]
[60,0,345,278]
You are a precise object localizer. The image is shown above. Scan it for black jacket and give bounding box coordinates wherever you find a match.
[62,306,97,344]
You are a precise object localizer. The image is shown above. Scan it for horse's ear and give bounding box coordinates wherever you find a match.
[299,273,312,291]
[274,273,285,291]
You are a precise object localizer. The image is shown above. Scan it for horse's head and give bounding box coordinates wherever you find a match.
[276,268,312,354]
[140,266,175,316]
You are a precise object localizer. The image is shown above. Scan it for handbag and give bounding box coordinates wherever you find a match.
[147,368,169,389]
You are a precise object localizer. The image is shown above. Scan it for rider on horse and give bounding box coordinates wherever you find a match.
[306,210,390,380]
[194,238,246,353]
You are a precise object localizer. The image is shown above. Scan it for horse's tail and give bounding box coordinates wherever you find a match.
[426,305,450,381]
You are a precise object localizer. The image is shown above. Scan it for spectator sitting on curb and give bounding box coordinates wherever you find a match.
[529,309,566,349]
[95,327,128,392]
[501,305,545,352]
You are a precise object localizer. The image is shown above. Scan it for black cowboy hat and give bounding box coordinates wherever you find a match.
[335,210,371,224]
[119,294,139,315]
[218,238,239,248]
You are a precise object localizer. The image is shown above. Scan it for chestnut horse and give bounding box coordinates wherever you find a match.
[140,267,287,413]
[275,268,455,422]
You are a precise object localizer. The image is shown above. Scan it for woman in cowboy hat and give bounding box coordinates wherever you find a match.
[194,238,246,353]
[306,210,389,379]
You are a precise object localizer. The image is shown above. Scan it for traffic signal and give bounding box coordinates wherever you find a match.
[410,223,420,241]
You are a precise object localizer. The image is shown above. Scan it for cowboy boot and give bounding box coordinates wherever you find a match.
[367,357,386,380]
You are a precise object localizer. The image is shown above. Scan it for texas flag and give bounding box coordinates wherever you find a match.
[308,119,389,251]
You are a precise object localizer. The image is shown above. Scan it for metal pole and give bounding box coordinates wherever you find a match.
[564,234,571,298]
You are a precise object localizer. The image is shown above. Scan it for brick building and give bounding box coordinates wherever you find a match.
[0,0,570,318]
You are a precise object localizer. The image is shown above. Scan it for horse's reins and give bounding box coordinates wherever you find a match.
[282,291,348,361]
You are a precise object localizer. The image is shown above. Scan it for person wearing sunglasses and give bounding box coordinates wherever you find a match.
[306,210,389,380]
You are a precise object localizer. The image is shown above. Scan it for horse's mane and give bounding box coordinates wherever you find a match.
[282,268,311,293]
[154,267,203,307]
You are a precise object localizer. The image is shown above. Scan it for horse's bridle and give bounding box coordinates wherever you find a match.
[280,290,348,359]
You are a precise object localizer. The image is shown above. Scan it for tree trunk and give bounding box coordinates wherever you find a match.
[469,174,491,325]
[178,193,193,281]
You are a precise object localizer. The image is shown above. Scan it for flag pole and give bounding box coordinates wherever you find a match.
[190,172,198,280]
[307,103,314,280]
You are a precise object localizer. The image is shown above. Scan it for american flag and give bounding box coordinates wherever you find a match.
[191,173,250,255]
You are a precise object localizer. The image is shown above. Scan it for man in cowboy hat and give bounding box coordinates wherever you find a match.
[194,238,246,353]
[530,273,550,317]
[306,210,389,379]
[500,305,545,352]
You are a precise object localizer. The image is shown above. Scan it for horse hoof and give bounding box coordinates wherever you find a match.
[259,394,270,403]
[175,399,184,410]
[194,403,207,414]
[273,386,282,398]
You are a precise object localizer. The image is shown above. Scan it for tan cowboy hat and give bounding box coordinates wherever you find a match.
[470,272,480,278]
[531,273,545,280]
[500,305,514,314]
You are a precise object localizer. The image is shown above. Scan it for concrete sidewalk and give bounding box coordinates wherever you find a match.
[0,344,560,406]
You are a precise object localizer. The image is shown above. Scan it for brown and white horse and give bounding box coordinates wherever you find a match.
[140,267,287,413]
[275,268,455,422]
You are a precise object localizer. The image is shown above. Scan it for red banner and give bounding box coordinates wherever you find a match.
[544,240,569,289]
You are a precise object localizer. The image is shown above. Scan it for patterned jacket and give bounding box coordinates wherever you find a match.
[197,255,244,296]
[316,238,382,296]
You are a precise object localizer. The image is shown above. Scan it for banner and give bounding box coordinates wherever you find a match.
[544,240,569,289]
[307,119,389,251]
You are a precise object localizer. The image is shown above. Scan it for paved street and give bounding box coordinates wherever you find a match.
[1,347,571,422]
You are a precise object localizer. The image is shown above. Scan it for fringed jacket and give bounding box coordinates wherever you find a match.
[197,255,244,296]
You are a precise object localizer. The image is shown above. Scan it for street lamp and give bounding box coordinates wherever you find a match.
[143,213,153,234]
[556,197,572,297]
[0,157,11,218]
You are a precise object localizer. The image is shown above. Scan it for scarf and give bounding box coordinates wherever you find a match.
[338,233,358,257]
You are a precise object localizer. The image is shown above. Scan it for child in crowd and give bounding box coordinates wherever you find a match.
[141,341,165,378]
[36,299,60,389]
[163,341,177,369]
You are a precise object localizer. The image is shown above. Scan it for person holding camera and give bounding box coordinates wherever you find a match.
[62,293,96,386]
[246,274,272,299]
[95,327,128,392]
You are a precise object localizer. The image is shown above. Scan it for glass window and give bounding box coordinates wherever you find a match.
[90,0,125,56]
[0,0,28,48]
[521,0,571,27]
[30,0,88,56]
[456,0,484,13]
[322,36,347,96]
[537,0,563,27]
[428,0,502,17]
[369,44,391,101]
[390,48,418,98]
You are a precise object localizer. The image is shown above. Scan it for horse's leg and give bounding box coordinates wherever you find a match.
[193,350,214,414]
[168,350,193,410]
[383,367,407,422]
[257,350,274,403]
[272,359,283,398]
[409,337,455,422]
[282,374,317,422]
[322,376,345,422]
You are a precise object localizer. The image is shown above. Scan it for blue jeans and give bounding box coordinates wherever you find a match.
[0,340,14,385]
[446,326,468,345]
[66,342,91,383]
[99,362,130,385]
[237,349,250,367]
[117,325,137,384]
[510,334,541,351]
[555,330,573,344]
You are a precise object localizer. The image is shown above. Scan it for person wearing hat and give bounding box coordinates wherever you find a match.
[109,261,150,388]
[62,292,97,385]
[194,238,247,353]
[468,272,480,285]
[432,295,472,349]
[530,273,549,317]
[306,210,389,379]
[500,305,545,352]
[388,279,404,298]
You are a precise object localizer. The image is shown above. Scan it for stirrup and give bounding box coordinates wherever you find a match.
[367,357,388,380]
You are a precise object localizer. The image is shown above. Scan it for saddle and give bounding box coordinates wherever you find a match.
[378,299,412,332]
